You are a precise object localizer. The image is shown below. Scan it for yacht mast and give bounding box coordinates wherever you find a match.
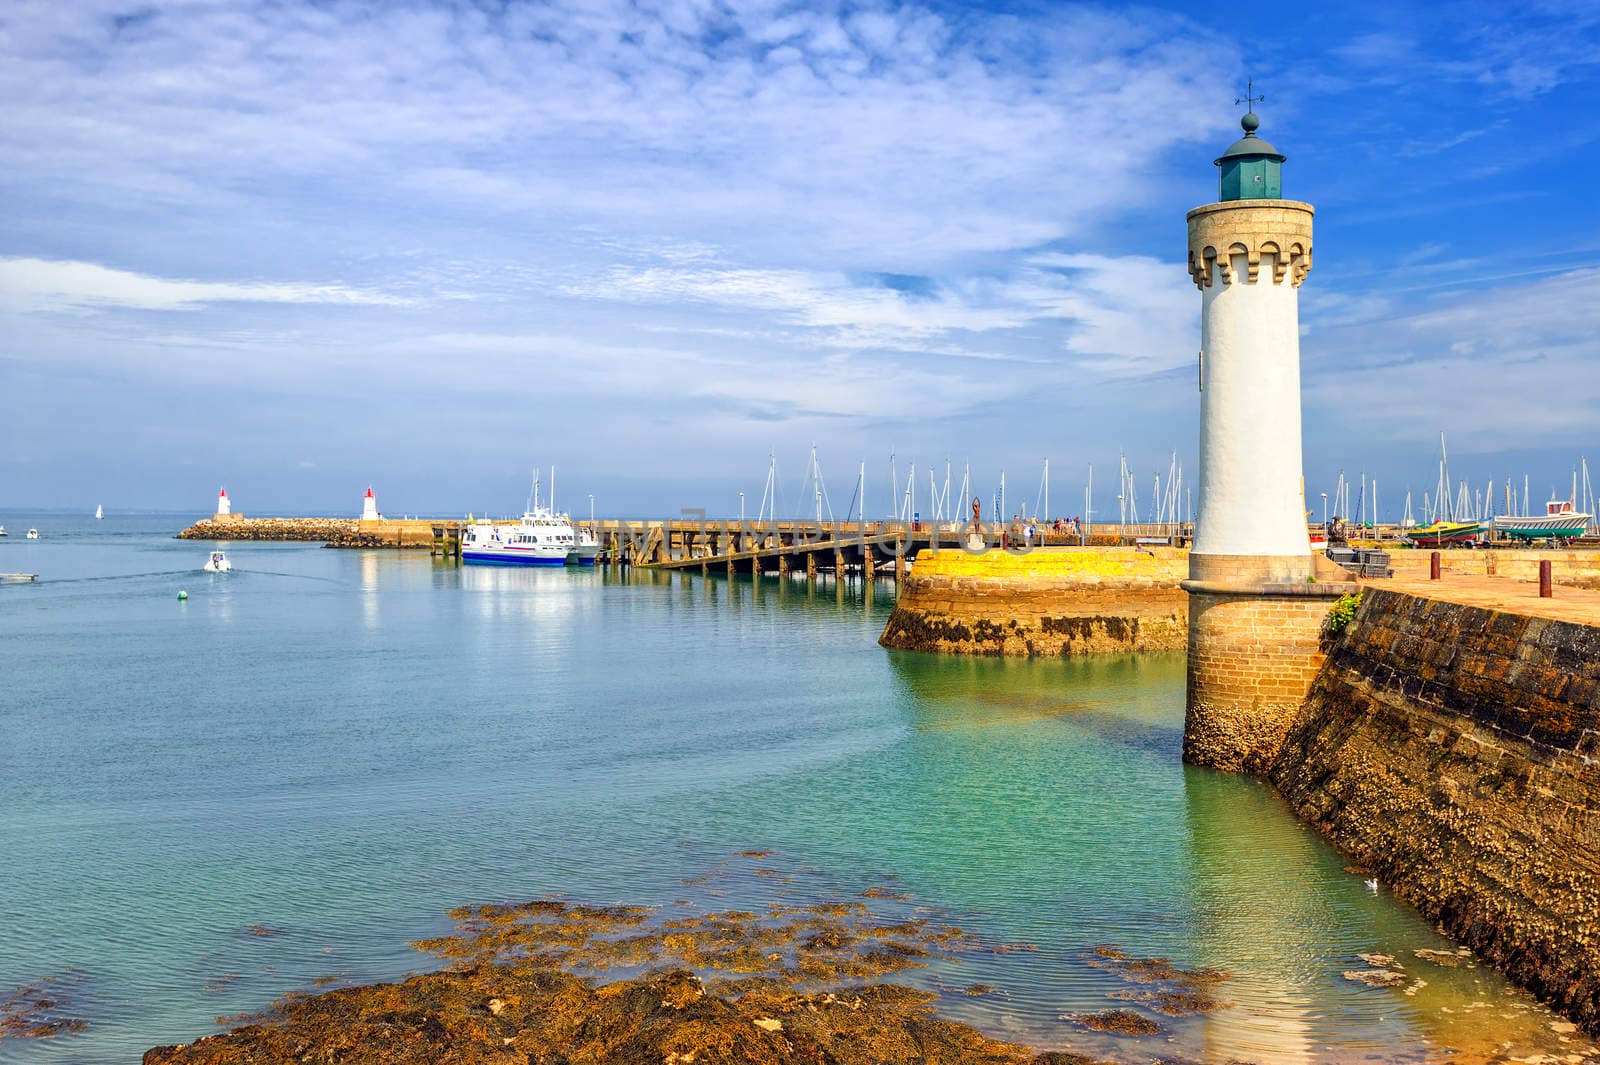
[1439,432,1451,522]
[1084,463,1094,539]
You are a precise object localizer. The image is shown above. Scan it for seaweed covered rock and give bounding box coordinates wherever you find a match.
[144,897,1114,1065]
[143,967,1052,1065]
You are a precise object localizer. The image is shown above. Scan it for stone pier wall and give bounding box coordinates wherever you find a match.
[879,547,1189,656]
[1271,587,1600,1033]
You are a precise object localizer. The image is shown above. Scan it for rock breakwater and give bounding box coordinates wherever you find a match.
[178,517,360,542]
[177,517,437,548]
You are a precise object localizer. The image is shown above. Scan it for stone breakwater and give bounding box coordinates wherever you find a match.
[880,547,1189,656]
[177,517,436,548]
[1271,586,1600,1033]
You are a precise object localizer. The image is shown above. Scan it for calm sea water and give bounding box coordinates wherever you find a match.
[0,513,1583,1063]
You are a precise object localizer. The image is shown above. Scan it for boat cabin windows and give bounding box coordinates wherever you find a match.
[1549,500,1574,516]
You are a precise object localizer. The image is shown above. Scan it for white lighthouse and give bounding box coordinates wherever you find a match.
[1181,105,1352,773]
[215,487,232,517]
[360,486,382,522]
[1187,111,1314,578]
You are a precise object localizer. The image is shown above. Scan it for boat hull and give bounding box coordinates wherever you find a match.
[462,551,567,567]
[1493,504,1592,541]
[1494,522,1591,541]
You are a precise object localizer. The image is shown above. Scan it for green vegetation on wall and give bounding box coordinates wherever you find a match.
[1326,591,1364,634]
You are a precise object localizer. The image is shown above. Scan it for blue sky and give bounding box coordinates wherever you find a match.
[3,0,1598,519]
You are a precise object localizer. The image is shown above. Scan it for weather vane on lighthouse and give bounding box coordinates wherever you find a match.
[1235,79,1264,112]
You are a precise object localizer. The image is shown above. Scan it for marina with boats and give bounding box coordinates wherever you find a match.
[155,435,1600,574]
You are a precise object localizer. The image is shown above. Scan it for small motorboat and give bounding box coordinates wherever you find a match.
[567,525,602,566]
[25,528,40,540]
[0,525,7,537]
[1406,519,1483,547]
[202,551,232,572]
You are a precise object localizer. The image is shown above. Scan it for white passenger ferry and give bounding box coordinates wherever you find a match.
[461,473,576,567]
[461,518,570,566]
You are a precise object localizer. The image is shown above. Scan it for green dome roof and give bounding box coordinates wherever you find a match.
[1214,113,1285,166]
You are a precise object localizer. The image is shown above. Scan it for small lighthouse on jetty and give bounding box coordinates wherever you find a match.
[215,488,233,518]
[1181,101,1352,773]
[360,486,381,522]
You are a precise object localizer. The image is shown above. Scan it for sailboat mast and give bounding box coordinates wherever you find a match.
[858,461,866,527]
[1439,432,1451,523]
[810,445,822,524]
[1085,463,1094,538]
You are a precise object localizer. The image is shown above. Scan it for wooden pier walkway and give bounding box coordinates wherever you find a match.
[569,519,1189,581]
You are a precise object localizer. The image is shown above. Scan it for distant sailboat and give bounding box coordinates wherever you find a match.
[95,504,103,520]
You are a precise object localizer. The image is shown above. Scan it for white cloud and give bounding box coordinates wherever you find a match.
[562,248,1197,374]
[567,263,1030,345]
[1020,253,1194,373]
[0,258,407,313]
[0,2,1230,267]
[397,330,1014,423]
[1305,267,1600,451]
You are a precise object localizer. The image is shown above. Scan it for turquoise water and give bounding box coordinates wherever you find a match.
[0,515,1582,1063]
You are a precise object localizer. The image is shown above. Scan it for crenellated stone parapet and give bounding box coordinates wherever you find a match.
[1186,199,1313,288]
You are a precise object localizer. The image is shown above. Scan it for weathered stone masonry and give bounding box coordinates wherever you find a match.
[879,547,1189,657]
[1184,591,1335,774]
[1272,588,1600,1033]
